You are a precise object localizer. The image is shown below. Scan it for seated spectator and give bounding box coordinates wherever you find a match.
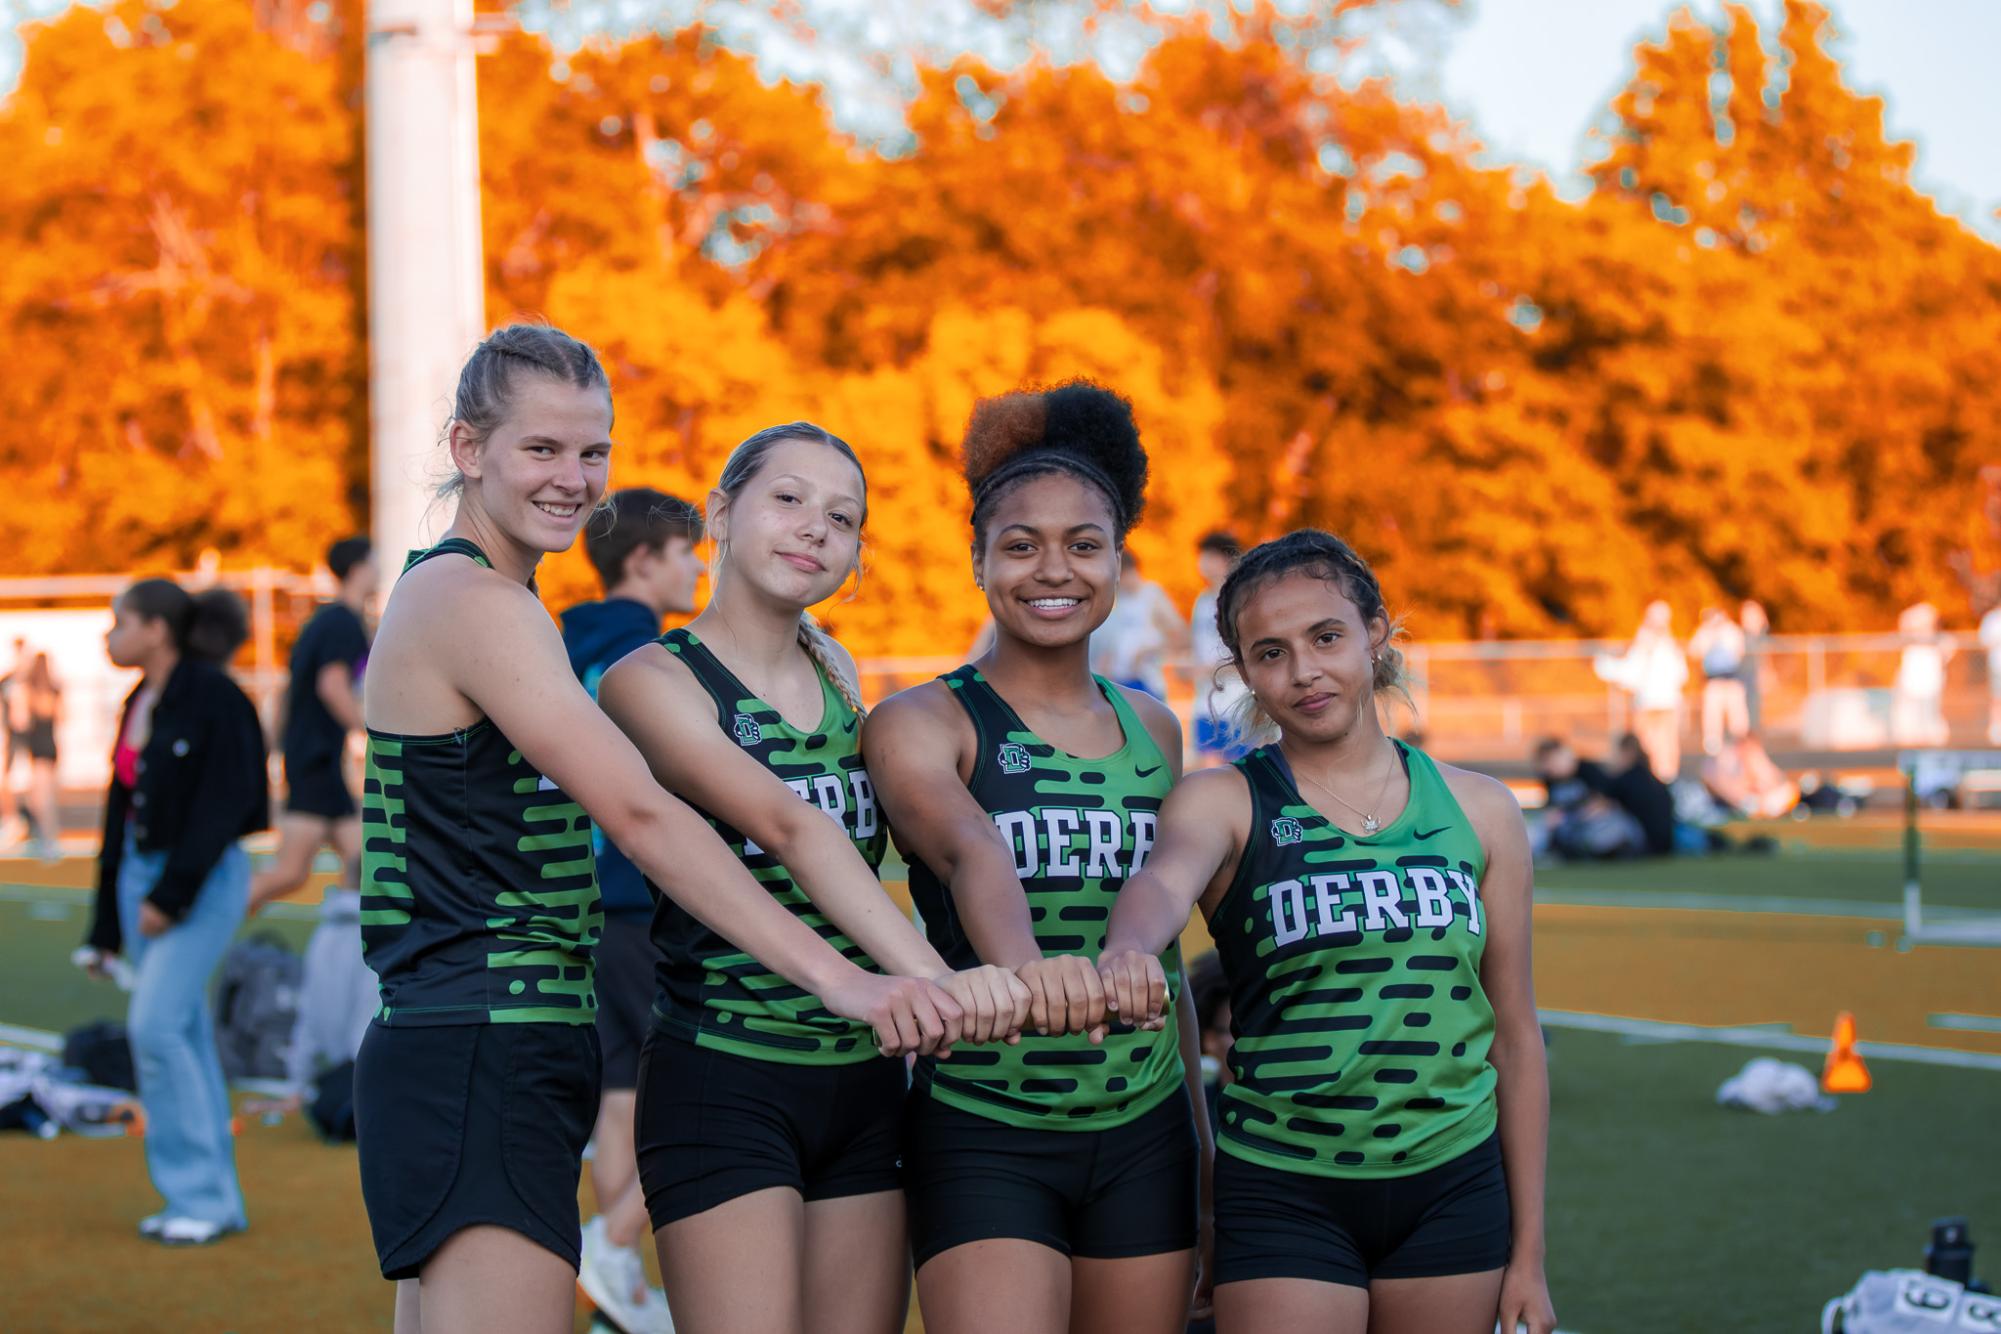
[1531,737,1648,861]
[1704,731,1801,819]
[1605,733,1679,855]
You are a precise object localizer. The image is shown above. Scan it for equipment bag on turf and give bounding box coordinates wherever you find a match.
[307,1059,357,1142]
[1823,1269,2001,1332]
[62,1021,136,1092]
[213,932,302,1081]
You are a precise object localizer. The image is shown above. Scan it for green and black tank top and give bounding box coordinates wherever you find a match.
[905,666,1184,1131]
[358,538,602,1026]
[647,628,888,1065]
[1211,740,1496,1177]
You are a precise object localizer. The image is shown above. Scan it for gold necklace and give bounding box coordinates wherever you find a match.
[1288,740,1398,835]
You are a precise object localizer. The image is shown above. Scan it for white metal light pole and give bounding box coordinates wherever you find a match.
[365,0,486,564]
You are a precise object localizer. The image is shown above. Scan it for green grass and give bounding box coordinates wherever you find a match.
[1545,1027,1998,1332]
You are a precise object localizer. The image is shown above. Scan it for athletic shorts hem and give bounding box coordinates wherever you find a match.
[282,756,356,820]
[378,1216,582,1282]
[914,1227,1074,1268]
[1371,1248,1514,1281]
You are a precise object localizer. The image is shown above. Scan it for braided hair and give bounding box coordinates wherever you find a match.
[439,323,611,500]
[1213,529,1412,737]
[711,422,870,720]
[962,380,1149,548]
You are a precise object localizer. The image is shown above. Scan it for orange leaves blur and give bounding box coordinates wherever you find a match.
[1,0,1994,652]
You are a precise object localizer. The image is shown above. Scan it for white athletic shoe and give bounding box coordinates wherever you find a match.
[153,1217,233,1246]
[578,1216,673,1334]
[138,1213,169,1239]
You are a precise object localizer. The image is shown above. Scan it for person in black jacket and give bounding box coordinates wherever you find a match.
[84,579,269,1247]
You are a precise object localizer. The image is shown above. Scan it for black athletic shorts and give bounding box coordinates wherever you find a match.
[901,1086,1199,1268]
[283,752,355,820]
[592,912,653,1091]
[1213,1131,1511,1288]
[355,1021,600,1280]
[634,1029,905,1229]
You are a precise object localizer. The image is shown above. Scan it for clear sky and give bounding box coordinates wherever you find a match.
[1434,0,2001,237]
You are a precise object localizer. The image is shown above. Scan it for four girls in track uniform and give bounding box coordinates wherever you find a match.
[336,318,1549,1333]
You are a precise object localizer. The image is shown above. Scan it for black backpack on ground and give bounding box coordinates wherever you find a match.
[307,1059,357,1142]
[213,933,302,1081]
[62,1021,137,1092]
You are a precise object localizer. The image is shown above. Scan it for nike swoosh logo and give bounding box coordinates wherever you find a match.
[1413,826,1451,840]
[1135,764,1162,778]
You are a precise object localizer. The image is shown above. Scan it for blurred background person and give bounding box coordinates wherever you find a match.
[1089,548,1183,699]
[1189,529,1246,766]
[1531,737,1647,862]
[559,485,704,1334]
[0,634,30,846]
[83,580,268,1246]
[1739,600,1772,734]
[1703,731,1801,820]
[1892,602,1952,746]
[15,651,65,860]
[1688,606,1749,756]
[1981,596,2001,745]
[1603,733,1678,857]
[1593,600,1688,781]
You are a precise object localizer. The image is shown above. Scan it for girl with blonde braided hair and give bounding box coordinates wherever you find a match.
[597,421,1031,1334]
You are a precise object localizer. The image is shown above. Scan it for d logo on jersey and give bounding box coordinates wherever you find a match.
[1270,817,1305,847]
[732,713,762,747]
[997,742,1032,775]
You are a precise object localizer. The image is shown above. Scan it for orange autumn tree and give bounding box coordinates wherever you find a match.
[1,0,1995,655]
[0,0,363,573]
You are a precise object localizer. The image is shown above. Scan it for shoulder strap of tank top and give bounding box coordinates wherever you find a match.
[1097,676,1168,772]
[659,628,734,731]
[401,536,491,575]
[937,665,1000,787]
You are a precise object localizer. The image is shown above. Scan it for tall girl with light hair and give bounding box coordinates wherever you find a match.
[353,327,963,1334]
[597,422,1031,1334]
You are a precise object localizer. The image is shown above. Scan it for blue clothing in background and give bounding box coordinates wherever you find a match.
[559,598,663,916]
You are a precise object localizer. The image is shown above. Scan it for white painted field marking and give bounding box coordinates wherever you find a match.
[1540,1010,2001,1072]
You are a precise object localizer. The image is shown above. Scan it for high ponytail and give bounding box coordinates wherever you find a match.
[120,579,250,664]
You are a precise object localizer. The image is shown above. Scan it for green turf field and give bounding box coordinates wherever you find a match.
[2,827,1996,1332]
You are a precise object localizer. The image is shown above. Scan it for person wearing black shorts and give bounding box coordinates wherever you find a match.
[247,536,375,916]
[866,384,1211,1334]
[598,422,1023,1334]
[1098,530,1556,1334]
[560,486,704,1333]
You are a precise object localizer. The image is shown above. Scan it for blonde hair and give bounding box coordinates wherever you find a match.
[712,422,869,719]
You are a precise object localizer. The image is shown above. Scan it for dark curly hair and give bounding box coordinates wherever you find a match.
[1214,529,1412,728]
[961,380,1148,546]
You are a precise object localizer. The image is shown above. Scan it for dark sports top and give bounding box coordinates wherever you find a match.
[358,538,602,1026]
[281,601,368,767]
[905,666,1184,1131]
[647,629,887,1065]
[1211,741,1497,1177]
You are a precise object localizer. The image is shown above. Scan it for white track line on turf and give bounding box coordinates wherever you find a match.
[1535,888,1994,921]
[1930,1013,2001,1034]
[0,882,321,920]
[1540,1010,2001,1072]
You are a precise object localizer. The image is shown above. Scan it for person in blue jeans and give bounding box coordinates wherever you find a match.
[84,578,270,1246]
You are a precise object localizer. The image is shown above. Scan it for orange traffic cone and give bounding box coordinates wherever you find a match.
[1822,1011,1872,1093]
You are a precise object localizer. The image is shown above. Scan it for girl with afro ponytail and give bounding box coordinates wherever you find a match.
[1096,530,1557,1334]
[863,381,1215,1334]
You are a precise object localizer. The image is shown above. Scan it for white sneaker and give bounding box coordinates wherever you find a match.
[578,1216,673,1334]
[153,1216,233,1246]
[138,1213,169,1239]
